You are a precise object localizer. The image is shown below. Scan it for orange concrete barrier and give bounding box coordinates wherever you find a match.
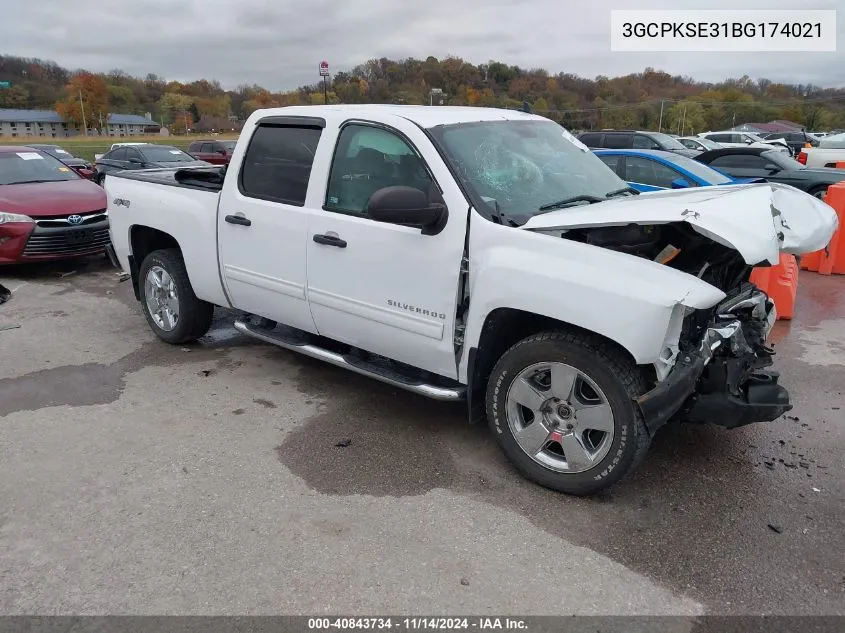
[751,254,799,320]
[801,182,845,275]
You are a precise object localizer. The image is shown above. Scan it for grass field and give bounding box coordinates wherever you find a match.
[0,134,240,162]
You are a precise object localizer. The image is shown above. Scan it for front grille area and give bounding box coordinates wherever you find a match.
[22,222,111,257]
[36,210,108,228]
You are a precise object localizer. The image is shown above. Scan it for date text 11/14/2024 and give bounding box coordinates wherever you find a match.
[308,618,528,630]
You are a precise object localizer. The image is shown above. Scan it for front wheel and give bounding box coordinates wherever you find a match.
[486,330,651,496]
[138,248,214,344]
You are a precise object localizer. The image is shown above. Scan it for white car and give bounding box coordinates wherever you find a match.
[677,136,723,152]
[798,132,845,167]
[698,131,792,155]
[104,105,838,496]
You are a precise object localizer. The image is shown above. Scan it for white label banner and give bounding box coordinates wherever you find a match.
[611,10,836,52]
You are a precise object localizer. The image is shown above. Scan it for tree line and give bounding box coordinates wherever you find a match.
[1,54,844,134]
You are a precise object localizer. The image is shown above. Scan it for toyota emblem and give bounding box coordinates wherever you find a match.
[67,215,83,225]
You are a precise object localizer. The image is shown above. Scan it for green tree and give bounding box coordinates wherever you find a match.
[0,84,29,108]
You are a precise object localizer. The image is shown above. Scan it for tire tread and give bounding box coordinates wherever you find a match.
[139,248,213,344]
[486,328,651,495]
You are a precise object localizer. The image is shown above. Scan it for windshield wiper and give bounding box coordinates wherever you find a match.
[605,186,640,198]
[538,195,603,211]
[7,179,55,185]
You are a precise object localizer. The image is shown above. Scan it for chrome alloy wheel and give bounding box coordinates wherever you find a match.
[144,265,180,331]
[505,362,615,473]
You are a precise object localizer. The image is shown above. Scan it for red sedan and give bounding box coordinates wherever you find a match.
[0,146,109,264]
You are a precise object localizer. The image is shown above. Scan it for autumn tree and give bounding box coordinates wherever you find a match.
[55,72,109,133]
[158,92,194,131]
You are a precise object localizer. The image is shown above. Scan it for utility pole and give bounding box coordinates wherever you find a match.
[658,100,664,133]
[323,76,328,105]
[78,89,88,137]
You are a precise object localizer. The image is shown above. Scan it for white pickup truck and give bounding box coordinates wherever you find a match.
[105,105,838,495]
[798,132,845,168]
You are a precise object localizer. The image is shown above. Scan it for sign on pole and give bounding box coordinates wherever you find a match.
[319,61,329,77]
[0,81,11,89]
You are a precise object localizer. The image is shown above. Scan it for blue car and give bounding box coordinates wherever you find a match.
[593,149,762,192]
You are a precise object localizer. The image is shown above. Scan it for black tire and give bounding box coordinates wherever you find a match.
[486,330,651,496]
[809,185,828,201]
[138,248,214,344]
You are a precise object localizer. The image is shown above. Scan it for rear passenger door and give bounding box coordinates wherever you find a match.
[217,117,324,333]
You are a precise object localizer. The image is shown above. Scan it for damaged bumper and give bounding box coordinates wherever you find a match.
[636,288,792,435]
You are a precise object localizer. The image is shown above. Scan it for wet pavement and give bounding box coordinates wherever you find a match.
[0,257,843,616]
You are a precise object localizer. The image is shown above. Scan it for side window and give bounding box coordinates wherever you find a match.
[324,124,433,217]
[709,154,768,169]
[200,143,214,153]
[126,148,143,162]
[625,156,690,188]
[578,133,601,147]
[602,133,631,149]
[596,154,621,174]
[239,124,322,206]
[109,148,128,161]
[708,134,729,143]
[633,134,659,149]
[188,142,200,153]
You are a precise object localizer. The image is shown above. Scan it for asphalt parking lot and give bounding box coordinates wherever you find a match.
[0,257,843,616]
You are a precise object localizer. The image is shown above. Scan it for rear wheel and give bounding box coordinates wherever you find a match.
[138,248,213,344]
[486,330,651,496]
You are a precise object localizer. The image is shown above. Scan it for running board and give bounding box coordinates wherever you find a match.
[233,319,466,402]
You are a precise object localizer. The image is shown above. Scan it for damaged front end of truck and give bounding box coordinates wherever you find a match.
[522,182,838,435]
[636,282,787,434]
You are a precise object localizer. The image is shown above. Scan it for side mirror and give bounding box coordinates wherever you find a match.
[76,168,95,179]
[764,164,780,173]
[366,186,448,235]
[745,138,753,144]
[128,157,143,165]
[671,178,691,189]
[217,148,228,155]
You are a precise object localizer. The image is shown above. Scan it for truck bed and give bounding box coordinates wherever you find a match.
[109,166,226,192]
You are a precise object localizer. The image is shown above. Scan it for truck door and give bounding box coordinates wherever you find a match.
[305,118,467,379]
[216,117,324,333]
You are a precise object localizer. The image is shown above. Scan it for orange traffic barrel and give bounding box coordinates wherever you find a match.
[750,254,799,320]
[802,183,845,275]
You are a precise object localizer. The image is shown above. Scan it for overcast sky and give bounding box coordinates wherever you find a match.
[2,0,842,90]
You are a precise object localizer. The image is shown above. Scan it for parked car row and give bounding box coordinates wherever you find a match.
[0,138,222,265]
[577,128,792,158]
[589,145,845,200]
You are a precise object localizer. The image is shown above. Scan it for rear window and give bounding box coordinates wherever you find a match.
[239,125,322,206]
[140,146,196,162]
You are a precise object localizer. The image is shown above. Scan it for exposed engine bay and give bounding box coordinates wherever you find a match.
[562,222,792,434]
[562,222,751,293]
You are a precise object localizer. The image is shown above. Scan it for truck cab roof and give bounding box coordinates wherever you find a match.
[245,104,543,129]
